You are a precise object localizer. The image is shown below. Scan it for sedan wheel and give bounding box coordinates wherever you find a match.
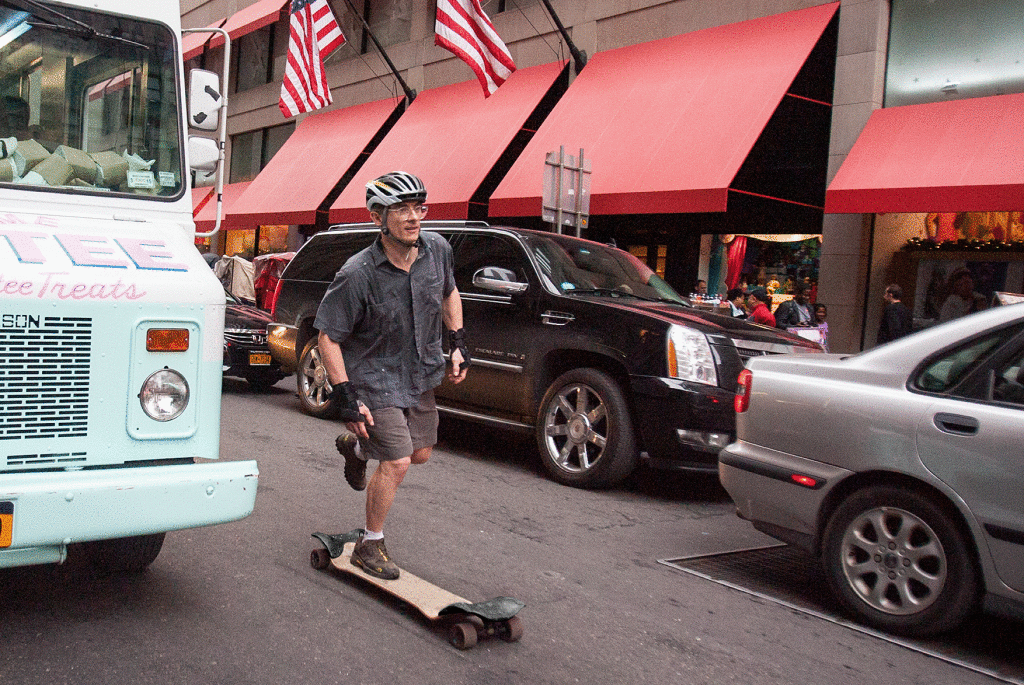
[297,338,337,418]
[536,368,637,488]
[822,486,979,636]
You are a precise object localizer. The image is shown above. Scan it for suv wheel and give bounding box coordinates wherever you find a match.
[297,337,338,418]
[536,368,638,488]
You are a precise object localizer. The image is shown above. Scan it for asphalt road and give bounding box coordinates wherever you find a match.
[1,378,1020,684]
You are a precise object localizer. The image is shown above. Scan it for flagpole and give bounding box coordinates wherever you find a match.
[340,0,416,102]
[538,0,587,74]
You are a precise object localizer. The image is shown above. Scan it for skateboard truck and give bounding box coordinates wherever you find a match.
[311,530,525,650]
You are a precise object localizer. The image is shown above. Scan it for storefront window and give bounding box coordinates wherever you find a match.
[235,26,274,93]
[887,0,1024,107]
[229,122,296,183]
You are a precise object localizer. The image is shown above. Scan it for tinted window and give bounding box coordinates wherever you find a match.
[283,232,377,282]
[990,345,1024,407]
[453,234,528,295]
[914,324,1024,393]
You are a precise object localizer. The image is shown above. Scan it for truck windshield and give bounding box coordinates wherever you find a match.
[0,4,182,198]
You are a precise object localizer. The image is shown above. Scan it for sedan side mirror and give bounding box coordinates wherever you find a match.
[473,266,528,294]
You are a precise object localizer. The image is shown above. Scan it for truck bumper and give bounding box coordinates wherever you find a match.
[0,461,258,568]
[267,323,299,372]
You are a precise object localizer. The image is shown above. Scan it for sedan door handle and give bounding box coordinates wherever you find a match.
[933,412,979,436]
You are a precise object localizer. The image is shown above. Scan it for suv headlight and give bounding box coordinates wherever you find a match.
[667,325,718,386]
[140,369,190,421]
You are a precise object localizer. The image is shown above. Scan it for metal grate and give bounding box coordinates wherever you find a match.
[0,316,91,442]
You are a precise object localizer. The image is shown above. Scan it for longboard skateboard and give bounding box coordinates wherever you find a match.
[311,529,524,650]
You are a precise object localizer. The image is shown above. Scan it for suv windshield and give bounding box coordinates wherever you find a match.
[0,3,182,198]
[527,233,686,304]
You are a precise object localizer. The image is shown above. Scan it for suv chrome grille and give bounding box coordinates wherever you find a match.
[731,338,802,365]
[0,316,91,441]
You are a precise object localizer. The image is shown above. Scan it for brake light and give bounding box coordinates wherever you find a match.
[734,369,752,413]
[268,278,284,319]
[147,328,189,352]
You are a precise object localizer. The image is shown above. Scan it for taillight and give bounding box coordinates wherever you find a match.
[735,369,752,413]
[268,278,284,319]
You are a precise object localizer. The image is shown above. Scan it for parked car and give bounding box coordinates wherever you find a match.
[268,222,821,488]
[719,303,1024,636]
[223,289,286,391]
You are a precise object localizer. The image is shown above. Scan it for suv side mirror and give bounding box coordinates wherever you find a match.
[473,267,528,294]
[188,69,222,131]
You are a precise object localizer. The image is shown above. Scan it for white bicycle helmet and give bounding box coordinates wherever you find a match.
[365,171,427,213]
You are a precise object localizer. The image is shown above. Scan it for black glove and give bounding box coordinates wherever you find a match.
[449,328,471,369]
[330,381,365,422]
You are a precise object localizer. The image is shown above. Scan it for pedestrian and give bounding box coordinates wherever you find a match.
[747,287,775,326]
[726,287,747,318]
[314,171,469,580]
[813,302,829,351]
[773,282,813,329]
[877,283,913,344]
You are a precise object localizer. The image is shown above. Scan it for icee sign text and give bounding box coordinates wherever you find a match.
[0,224,191,302]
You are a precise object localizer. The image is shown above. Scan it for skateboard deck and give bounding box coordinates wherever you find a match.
[311,530,524,649]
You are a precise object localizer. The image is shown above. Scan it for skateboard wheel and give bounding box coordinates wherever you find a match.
[449,622,478,650]
[310,547,330,570]
[501,615,524,642]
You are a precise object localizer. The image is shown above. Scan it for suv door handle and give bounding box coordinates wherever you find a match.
[933,412,979,436]
[542,310,575,326]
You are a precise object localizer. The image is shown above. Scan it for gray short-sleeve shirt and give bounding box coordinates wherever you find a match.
[314,231,455,410]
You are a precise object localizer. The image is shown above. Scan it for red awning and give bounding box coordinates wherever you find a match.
[329,61,566,223]
[209,0,288,49]
[489,3,838,217]
[182,19,226,61]
[182,0,286,60]
[228,98,402,228]
[825,93,1024,214]
[192,186,214,215]
[195,182,251,232]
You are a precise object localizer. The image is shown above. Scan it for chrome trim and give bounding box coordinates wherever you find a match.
[730,338,802,356]
[442,352,523,373]
[542,310,575,326]
[437,405,532,431]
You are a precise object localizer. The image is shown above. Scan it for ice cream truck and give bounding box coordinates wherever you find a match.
[0,0,258,572]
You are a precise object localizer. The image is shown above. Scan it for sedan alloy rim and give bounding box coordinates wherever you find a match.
[840,506,947,616]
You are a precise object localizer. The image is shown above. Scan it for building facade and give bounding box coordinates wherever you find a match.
[181,0,1023,353]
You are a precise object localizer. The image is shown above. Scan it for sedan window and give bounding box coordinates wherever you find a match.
[914,324,1023,393]
[990,348,1024,406]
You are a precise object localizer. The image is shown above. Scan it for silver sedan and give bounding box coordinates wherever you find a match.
[719,303,1024,636]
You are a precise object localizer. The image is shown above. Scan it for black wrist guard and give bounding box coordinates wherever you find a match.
[448,328,471,368]
[330,381,364,422]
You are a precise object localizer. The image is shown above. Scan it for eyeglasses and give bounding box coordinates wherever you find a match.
[389,204,428,219]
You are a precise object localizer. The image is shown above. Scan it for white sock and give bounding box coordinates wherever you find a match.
[363,529,384,541]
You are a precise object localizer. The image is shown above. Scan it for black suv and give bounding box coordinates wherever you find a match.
[268,222,820,488]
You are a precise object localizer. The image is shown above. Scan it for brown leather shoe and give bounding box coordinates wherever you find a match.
[350,536,399,580]
[336,433,366,491]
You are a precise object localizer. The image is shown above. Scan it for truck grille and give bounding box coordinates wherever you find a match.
[0,316,91,442]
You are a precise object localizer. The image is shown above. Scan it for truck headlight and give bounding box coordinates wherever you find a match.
[667,325,718,386]
[139,369,190,421]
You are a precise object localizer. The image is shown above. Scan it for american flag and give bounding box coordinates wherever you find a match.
[279,0,346,118]
[435,0,516,97]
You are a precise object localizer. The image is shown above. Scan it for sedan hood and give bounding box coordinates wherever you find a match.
[226,303,273,329]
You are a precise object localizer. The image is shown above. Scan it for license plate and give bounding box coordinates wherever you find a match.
[249,352,272,366]
[0,501,12,548]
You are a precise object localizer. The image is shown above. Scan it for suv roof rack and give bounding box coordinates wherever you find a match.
[327,220,490,232]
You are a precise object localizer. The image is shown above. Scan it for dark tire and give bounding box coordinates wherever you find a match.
[449,621,478,650]
[501,615,524,642]
[536,368,638,488]
[310,547,331,570]
[82,533,166,574]
[821,486,979,637]
[296,337,338,418]
[246,370,284,393]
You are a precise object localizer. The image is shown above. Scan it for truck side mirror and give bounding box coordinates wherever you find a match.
[188,136,220,172]
[188,69,221,131]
